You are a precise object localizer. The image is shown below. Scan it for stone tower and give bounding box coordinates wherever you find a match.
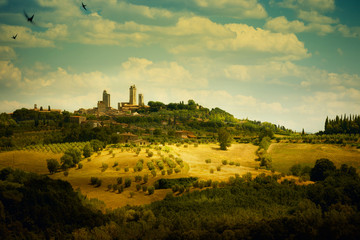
[103,90,110,108]
[138,94,144,106]
[129,85,136,105]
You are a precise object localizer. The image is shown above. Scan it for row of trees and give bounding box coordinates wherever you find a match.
[324,114,360,134]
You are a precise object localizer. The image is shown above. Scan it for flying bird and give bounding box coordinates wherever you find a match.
[24,10,34,23]
[12,34,17,39]
[82,2,87,11]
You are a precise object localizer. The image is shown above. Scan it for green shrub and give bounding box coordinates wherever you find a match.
[175,158,183,165]
[136,184,141,191]
[117,177,123,185]
[167,169,173,175]
[135,160,143,172]
[174,168,181,173]
[83,143,92,158]
[124,167,129,172]
[210,168,214,174]
[222,160,228,165]
[90,177,98,185]
[155,177,198,189]
[151,170,156,177]
[217,166,221,171]
[205,159,211,164]
[172,184,179,193]
[229,161,235,165]
[118,185,124,193]
[46,158,60,174]
[164,157,176,168]
[161,170,166,175]
[148,186,155,195]
[91,139,104,152]
[135,175,142,182]
[125,177,132,188]
[156,159,164,170]
[235,162,240,167]
[142,185,148,192]
[63,171,69,176]
[147,161,155,170]
[143,174,149,183]
[101,163,108,172]
[77,163,83,169]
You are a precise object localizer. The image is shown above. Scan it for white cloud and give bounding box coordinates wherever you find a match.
[0,24,56,48]
[224,61,360,91]
[1,1,309,61]
[0,61,22,87]
[225,61,303,83]
[264,16,335,35]
[337,24,360,39]
[298,10,338,24]
[194,0,267,19]
[164,18,310,60]
[297,90,360,116]
[264,16,307,33]
[278,0,335,12]
[0,46,16,60]
[275,0,360,38]
[118,57,208,89]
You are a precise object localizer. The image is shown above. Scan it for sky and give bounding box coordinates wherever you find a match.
[0,0,360,133]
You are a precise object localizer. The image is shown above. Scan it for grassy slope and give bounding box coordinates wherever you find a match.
[269,143,360,173]
[2,142,360,209]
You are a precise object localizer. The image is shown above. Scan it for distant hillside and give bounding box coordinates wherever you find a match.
[0,100,293,151]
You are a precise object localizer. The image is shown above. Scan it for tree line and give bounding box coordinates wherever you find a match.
[324,114,360,134]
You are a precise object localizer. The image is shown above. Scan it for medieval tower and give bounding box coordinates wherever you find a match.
[138,94,144,106]
[129,85,136,105]
[103,90,110,108]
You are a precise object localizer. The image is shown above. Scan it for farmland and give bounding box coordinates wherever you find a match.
[269,143,360,173]
[2,141,360,209]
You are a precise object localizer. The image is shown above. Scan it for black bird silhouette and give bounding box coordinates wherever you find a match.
[12,34,17,39]
[82,2,87,11]
[24,10,34,23]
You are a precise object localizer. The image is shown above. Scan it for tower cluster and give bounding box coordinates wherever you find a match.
[75,84,145,115]
[118,84,144,110]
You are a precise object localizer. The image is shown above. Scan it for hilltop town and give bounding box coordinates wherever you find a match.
[75,84,147,116]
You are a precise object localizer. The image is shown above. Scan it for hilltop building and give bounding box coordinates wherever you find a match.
[118,84,146,111]
[97,90,111,113]
[139,94,144,106]
[32,104,62,113]
[130,85,136,105]
[74,85,147,116]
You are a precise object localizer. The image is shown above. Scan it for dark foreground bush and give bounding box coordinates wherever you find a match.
[0,168,106,239]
